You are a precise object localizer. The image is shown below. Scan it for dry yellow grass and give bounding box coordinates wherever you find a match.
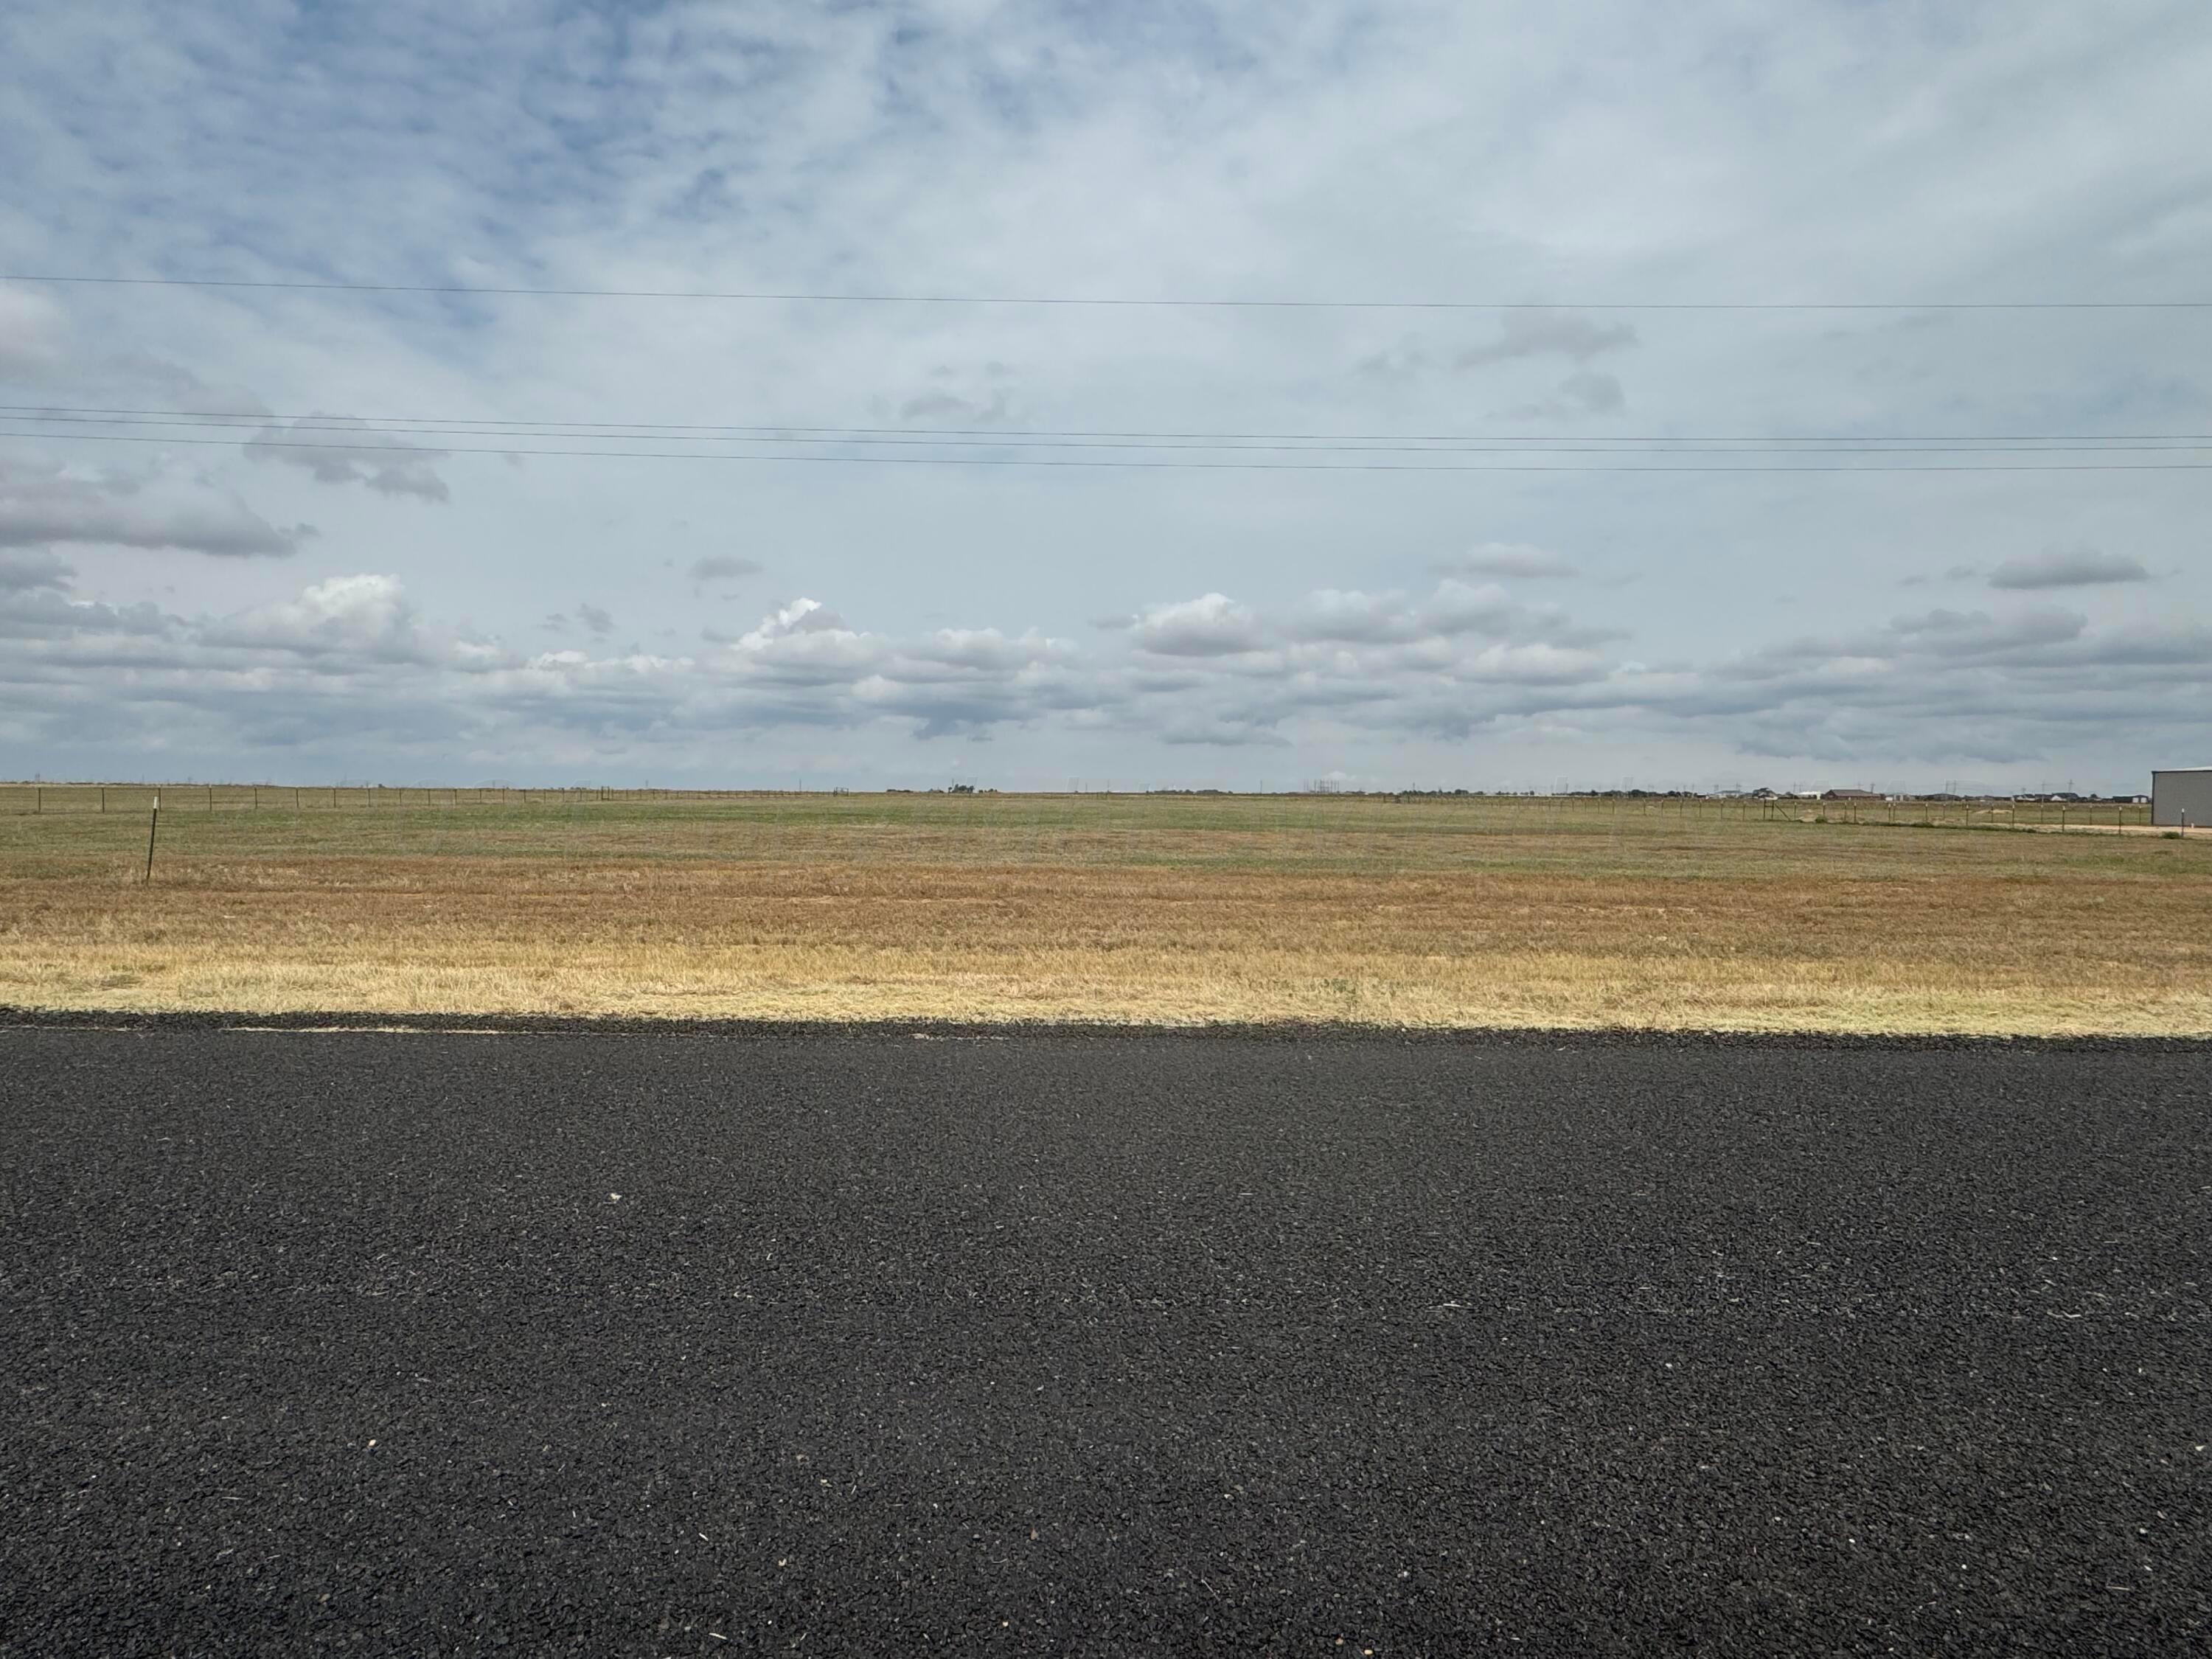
[2,790,2207,1033]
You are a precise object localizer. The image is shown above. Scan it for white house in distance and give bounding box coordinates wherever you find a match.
[2151,768,2212,827]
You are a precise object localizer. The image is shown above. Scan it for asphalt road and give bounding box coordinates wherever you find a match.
[3,1026,2207,1656]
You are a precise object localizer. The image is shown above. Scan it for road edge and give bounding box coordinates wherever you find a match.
[4,1004,2211,1052]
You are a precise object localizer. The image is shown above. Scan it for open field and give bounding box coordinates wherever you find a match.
[2,787,2208,1032]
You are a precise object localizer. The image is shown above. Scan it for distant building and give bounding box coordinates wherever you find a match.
[1821,788,1882,801]
[2152,769,2212,828]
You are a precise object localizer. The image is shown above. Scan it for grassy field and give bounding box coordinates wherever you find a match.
[1,786,2206,1033]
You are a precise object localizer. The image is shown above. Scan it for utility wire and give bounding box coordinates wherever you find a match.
[5,273,2210,310]
[10,425,2210,473]
[4,411,2208,456]
[6,406,2209,452]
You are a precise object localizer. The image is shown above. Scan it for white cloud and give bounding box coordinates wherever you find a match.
[1130,594,1266,657]
[0,455,306,557]
[721,597,881,684]
[1290,588,1418,644]
[735,597,849,651]
[0,557,2202,787]
[1418,580,1520,637]
[914,626,1071,671]
[201,574,428,662]
[1456,641,1610,684]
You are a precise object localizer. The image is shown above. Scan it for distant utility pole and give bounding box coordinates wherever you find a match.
[143,792,161,883]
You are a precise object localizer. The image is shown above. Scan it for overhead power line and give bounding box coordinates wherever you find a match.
[4,408,2210,457]
[4,273,2211,310]
[6,406,2211,452]
[9,425,2210,474]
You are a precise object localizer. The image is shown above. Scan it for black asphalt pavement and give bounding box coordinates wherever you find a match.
[3,1026,2208,1655]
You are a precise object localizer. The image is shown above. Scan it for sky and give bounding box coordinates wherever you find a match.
[1,0,2208,793]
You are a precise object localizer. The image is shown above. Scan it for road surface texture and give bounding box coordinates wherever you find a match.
[3,1024,2207,1655]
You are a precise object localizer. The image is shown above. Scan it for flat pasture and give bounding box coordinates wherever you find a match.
[2,787,2207,1032]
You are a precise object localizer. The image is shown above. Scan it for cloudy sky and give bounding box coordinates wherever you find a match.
[3,0,2208,792]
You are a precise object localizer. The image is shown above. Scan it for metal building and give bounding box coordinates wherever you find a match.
[2151,768,2212,827]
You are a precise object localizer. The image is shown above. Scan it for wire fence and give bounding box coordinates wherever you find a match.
[0,784,2170,888]
[0,783,748,815]
[0,781,2158,822]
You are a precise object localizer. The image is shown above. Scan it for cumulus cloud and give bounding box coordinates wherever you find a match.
[245,417,451,501]
[1987,548,2150,590]
[0,568,1598,760]
[1287,580,1584,647]
[1455,641,1610,684]
[1130,594,1267,656]
[1419,580,1526,638]
[202,574,429,662]
[0,570,521,715]
[1290,588,1419,644]
[3,552,2200,782]
[0,456,307,557]
[714,597,883,685]
[737,597,850,648]
[1624,593,2212,769]
[1124,580,1623,728]
[914,626,1071,671]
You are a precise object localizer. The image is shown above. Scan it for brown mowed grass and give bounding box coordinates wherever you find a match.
[2,793,2208,1033]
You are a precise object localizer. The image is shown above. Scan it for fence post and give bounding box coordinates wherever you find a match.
[144,793,161,882]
